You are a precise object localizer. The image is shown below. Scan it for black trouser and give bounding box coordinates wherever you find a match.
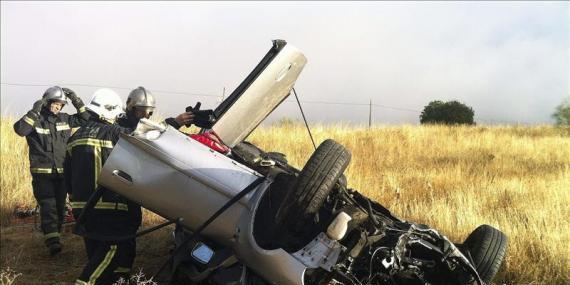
[76,237,136,285]
[31,174,67,245]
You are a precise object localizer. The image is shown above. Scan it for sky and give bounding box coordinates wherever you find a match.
[1,1,568,125]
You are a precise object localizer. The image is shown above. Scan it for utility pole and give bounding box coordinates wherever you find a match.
[221,87,226,101]
[369,99,372,128]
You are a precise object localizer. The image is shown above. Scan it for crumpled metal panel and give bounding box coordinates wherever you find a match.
[292,232,344,272]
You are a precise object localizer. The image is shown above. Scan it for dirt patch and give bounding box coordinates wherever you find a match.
[0,222,174,285]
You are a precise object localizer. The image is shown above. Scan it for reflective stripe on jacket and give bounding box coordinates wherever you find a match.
[14,104,89,175]
[65,118,141,238]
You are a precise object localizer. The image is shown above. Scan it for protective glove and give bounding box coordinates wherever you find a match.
[31,99,46,114]
[184,102,215,128]
[62,87,84,108]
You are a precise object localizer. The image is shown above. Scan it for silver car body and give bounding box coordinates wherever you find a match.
[213,44,307,147]
[100,42,311,284]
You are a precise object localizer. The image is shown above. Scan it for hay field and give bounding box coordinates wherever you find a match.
[1,117,569,284]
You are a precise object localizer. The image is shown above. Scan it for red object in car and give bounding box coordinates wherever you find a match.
[190,131,230,154]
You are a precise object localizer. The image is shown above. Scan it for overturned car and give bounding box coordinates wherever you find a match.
[98,40,507,285]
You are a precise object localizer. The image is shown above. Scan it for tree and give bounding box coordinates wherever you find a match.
[420,100,475,125]
[552,97,570,126]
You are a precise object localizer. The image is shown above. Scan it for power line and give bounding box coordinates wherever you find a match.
[0,81,525,124]
[287,99,370,106]
[372,104,421,113]
[281,100,421,113]
[2,81,423,112]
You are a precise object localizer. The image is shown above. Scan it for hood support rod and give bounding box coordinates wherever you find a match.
[292,88,316,150]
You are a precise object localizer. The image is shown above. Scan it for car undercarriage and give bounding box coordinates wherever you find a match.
[95,40,507,285]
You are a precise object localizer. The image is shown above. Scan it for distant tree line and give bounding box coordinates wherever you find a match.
[420,100,475,125]
[552,97,570,126]
[419,97,570,126]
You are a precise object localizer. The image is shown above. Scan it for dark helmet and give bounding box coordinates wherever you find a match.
[43,86,68,105]
[126,87,156,113]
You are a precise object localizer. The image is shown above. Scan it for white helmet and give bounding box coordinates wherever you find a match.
[86,89,124,123]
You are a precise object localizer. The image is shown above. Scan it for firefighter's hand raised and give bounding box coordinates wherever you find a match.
[174,111,195,127]
[62,87,83,108]
[32,98,46,113]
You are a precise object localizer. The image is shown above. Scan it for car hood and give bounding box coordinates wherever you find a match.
[211,40,307,147]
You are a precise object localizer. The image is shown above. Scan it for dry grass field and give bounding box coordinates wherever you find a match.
[1,117,569,284]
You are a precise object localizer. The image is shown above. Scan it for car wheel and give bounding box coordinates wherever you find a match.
[462,225,508,284]
[275,139,351,235]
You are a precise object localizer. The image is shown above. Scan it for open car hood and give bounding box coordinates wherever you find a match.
[211,40,307,147]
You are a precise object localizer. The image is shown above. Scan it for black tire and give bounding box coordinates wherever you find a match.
[275,139,351,232]
[462,225,508,284]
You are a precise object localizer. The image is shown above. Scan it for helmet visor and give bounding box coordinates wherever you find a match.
[133,106,155,119]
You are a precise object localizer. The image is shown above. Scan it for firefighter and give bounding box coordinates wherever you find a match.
[65,88,135,285]
[117,86,194,129]
[13,86,88,256]
[66,88,194,284]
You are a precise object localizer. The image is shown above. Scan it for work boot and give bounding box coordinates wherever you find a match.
[46,237,62,256]
[49,242,62,256]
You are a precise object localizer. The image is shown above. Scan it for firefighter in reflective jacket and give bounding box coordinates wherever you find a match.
[65,89,137,285]
[67,87,194,284]
[13,86,88,255]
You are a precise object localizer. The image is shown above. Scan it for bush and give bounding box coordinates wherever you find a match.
[552,97,570,126]
[420,100,475,125]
